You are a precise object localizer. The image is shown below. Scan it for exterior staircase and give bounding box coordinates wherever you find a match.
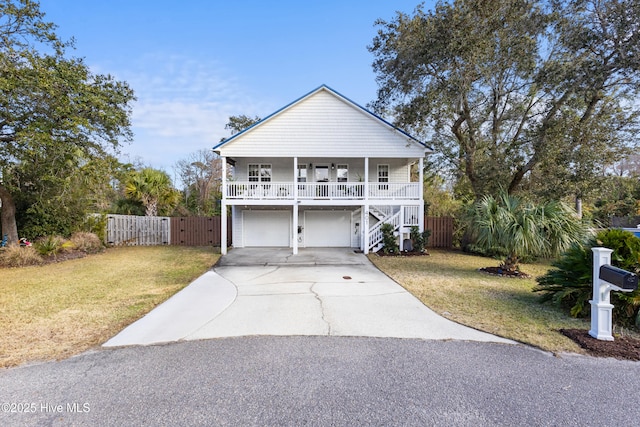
[367,205,421,253]
[368,210,401,253]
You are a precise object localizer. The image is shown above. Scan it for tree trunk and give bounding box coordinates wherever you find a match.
[575,197,582,219]
[145,199,158,217]
[0,183,19,245]
[501,254,520,273]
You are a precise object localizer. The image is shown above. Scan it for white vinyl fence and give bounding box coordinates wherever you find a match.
[106,215,170,246]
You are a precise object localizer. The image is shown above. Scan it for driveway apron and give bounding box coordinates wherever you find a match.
[104,248,513,347]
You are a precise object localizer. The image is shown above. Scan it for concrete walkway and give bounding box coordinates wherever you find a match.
[104,248,514,347]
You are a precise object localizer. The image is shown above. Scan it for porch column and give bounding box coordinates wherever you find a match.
[292,157,298,255]
[364,157,369,197]
[363,206,370,255]
[399,207,405,252]
[363,157,369,254]
[221,157,228,255]
[293,157,298,200]
[418,157,425,232]
[292,203,299,255]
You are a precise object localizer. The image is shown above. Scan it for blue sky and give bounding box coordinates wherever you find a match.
[37,0,431,176]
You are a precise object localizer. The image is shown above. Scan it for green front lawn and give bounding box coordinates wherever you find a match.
[0,246,220,368]
[369,249,588,354]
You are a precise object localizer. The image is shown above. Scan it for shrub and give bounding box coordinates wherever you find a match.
[70,232,103,253]
[410,226,431,253]
[467,191,586,272]
[80,214,107,243]
[381,223,399,255]
[34,235,73,258]
[534,229,640,327]
[0,245,43,267]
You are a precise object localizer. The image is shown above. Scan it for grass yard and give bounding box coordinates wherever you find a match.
[0,246,220,368]
[369,249,589,354]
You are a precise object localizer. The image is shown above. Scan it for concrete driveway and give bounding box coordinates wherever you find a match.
[104,248,513,347]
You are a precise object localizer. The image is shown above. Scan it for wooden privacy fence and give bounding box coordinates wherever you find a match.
[106,214,231,246]
[107,215,170,246]
[425,216,454,248]
[106,214,451,248]
[170,217,232,246]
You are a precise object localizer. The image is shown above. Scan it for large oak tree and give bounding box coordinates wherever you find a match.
[0,0,134,243]
[370,0,640,208]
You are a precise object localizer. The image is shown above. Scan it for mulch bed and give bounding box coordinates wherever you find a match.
[478,266,531,278]
[42,250,89,264]
[374,250,430,257]
[560,329,640,361]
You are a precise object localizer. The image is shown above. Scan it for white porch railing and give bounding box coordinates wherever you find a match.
[368,183,420,199]
[226,182,420,200]
[226,183,295,199]
[298,183,365,199]
[403,206,420,226]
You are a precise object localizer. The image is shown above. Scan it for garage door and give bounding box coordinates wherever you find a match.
[305,211,351,247]
[243,210,290,247]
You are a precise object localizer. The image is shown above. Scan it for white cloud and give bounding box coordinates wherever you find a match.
[109,53,272,170]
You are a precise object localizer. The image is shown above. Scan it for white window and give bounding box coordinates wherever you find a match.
[297,164,307,182]
[261,164,272,182]
[378,164,389,189]
[336,164,348,182]
[248,164,271,182]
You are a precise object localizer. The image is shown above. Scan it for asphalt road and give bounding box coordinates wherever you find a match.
[2,337,639,426]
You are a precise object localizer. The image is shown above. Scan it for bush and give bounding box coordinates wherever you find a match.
[410,226,431,253]
[70,232,103,253]
[80,214,107,244]
[34,235,73,258]
[380,222,399,255]
[534,229,640,327]
[0,245,43,267]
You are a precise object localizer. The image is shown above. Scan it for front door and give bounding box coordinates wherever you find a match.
[315,165,329,182]
[315,165,329,198]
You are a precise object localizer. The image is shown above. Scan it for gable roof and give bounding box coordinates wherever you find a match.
[213,84,433,158]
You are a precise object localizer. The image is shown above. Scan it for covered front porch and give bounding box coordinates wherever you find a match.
[225,182,421,201]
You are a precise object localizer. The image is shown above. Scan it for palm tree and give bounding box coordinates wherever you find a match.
[124,168,180,216]
[469,191,586,273]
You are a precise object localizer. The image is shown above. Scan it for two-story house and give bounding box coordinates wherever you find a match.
[213,85,432,255]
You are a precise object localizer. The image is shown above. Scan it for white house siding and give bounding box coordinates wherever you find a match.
[369,159,410,182]
[217,88,426,159]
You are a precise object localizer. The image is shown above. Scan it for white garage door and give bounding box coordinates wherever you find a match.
[243,210,290,247]
[305,211,351,247]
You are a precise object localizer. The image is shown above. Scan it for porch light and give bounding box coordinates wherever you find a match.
[309,163,313,168]
[331,163,335,169]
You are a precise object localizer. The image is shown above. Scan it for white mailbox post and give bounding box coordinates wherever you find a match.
[589,247,638,341]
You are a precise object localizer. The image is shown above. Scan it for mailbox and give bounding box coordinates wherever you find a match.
[599,265,638,291]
